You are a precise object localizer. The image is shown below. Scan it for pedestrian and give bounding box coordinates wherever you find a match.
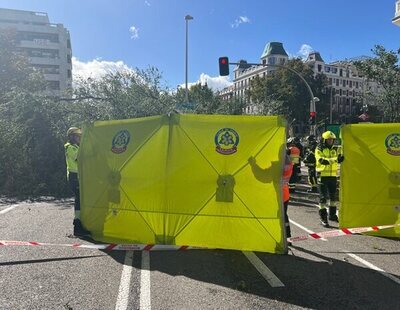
[248,149,293,245]
[303,135,318,193]
[315,131,344,227]
[65,127,90,236]
[287,137,301,193]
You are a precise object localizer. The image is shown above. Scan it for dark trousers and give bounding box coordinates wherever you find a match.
[283,200,291,237]
[68,172,80,213]
[308,167,318,187]
[319,176,337,206]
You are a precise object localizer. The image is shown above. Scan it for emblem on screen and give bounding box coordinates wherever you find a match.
[111,130,131,154]
[215,128,239,155]
[385,133,400,156]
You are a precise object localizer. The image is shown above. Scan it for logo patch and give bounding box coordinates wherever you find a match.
[385,133,400,156]
[215,128,239,155]
[111,130,131,154]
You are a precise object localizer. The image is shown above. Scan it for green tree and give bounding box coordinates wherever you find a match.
[248,58,329,128]
[0,29,68,197]
[354,45,400,122]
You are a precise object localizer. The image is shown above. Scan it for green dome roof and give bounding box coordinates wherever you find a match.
[261,42,288,58]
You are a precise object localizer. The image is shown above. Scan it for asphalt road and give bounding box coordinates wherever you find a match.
[0,181,399,310]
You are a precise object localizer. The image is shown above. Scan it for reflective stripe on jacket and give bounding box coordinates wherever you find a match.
[289,146,300,165]
[315,145,338,177]
[65,142,79,177]
[283,156,293,202]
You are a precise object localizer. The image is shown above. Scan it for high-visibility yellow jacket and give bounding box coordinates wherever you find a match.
[315,145,339,177]
[65,142,79,178]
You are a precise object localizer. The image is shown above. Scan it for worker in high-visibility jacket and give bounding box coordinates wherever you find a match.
[287,137,301,193]
[65,127,90,236]
[282,151,294,243]
[315,131,344,227]
[248,150,293,245]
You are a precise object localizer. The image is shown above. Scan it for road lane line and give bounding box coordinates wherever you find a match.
[289,219,328,241]
[345,252,400,286]
[115,251,134,310]
[0,206,16,214]
[140,251,151,310]
[242,251,284,287]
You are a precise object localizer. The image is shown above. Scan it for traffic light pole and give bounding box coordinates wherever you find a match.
[225,61,318,135]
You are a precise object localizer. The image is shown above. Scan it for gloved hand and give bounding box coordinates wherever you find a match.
[319,158,330,165]
[338,154,345,163]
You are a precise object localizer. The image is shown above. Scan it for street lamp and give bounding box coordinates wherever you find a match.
[185,15,193,104]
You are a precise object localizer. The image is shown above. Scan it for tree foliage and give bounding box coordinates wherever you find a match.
[0,28,237,197]
[247,58,329,129]
[354,45,400,122]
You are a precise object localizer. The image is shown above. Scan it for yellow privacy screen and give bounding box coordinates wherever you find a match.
[340,123,400,237]
[79,114,287,253]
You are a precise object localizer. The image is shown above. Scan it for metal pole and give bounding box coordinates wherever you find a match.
[184,15,193,104]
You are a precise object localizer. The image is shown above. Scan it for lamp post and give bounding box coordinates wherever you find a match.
[185,15,193,104]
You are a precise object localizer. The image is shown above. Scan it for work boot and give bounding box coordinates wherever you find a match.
[329,207,339,222]
[319,208,329,227]
[73,219,91,236]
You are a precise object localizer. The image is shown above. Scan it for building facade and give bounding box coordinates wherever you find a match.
[220,41,378,123]
[0,8,72,96]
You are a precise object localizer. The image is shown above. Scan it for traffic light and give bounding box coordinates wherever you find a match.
[219,57,229,76]
[308,111,316,125]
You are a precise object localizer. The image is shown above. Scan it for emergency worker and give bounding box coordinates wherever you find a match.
[287,137,301,193]
[248,149,293,245]
[65,127,90,236]
[303,135,318,193]
[315,131,344,227]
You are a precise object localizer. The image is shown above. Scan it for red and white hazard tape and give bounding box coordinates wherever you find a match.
[288,224,400,243]
[0,224,398,250]
[0,240,207,251]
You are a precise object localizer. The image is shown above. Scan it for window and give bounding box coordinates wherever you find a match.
[318,64,322,72]
[349,81,352,88]
[331,67,338,74]
[67,69,72,78]
[339,69,343,77]
[329,78,332,85]
[356,81,359,88]
[268,57,276,65]
[336,79,339,87]
[279,58,285,65]
[67,54,71,64]
[47,80,60,90]
[325,66,331,73]
[67,39,71,49]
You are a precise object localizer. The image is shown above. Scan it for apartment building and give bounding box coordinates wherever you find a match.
[0,8,72,96]
[219,42,288,114]
[220,41,378,122]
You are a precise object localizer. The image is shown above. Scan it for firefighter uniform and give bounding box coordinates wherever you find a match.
[315,131,344,227]
[287,138,301,193]
[303,136,318,193]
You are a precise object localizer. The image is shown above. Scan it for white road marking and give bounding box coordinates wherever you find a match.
[242,251,284,287]
[115,251,134,310]
[289,219,328,241]
[140,251,151,310]
[290,218,400,285]
[345,252,400,286]
[0,206,17,214]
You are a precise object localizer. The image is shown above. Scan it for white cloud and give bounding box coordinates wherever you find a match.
[72,57,134,81]
[180,73,233,92]
[129,26,139,39]
[231,16,251,28]
[297,44,314,60]
[144,0,151,6]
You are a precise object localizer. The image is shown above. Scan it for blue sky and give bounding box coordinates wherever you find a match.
[0,0,398,90]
